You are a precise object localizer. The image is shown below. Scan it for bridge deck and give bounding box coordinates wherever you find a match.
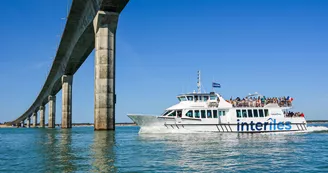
[9,0,129,124]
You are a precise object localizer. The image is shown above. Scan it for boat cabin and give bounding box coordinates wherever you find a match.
[177,92,219,102]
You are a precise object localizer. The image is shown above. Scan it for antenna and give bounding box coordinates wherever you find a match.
[197,70,201,93]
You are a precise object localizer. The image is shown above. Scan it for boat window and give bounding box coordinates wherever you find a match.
[178,96,187,101]
[253,109,259,117]
[195,110,200,118]
[187,96,193,101]
[186,110,193,118]
[204,96,209,101]
[264,109,269,117]
[207,110,212,118]
[248,110,253,118]
[195,96,198,101]
[210,96,217,100]
[162,110,172,116]
[201,110,206,118]
[223,111,226,116]
[236,110,241,118]
[242,109,247,118]
[213,110,218,118]
[168,111,176,117]
[259,109,264,117]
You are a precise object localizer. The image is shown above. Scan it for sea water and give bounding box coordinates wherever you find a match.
[0,124,328,172]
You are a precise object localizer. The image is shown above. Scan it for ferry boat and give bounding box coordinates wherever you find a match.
[128,71,307,133]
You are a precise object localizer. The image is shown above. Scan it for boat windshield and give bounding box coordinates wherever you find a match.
[161,110,173,116]
[177,94,218,102]
[210,95,217,100]
[178,96,187,102]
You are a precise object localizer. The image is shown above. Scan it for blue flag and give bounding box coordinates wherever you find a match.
[212,82,221,88]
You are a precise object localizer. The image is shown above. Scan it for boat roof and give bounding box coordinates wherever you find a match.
[177,92,217,97]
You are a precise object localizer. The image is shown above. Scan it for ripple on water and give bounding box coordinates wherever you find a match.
[0,125,328,172]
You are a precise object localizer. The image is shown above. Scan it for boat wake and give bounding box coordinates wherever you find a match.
[138,126,328,134]
[306,126,328,133]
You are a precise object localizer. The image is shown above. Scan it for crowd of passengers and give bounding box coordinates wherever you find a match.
[226,96,293,107]
[285,111,305,117]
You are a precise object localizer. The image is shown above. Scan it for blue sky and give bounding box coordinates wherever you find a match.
[0,0,327,123]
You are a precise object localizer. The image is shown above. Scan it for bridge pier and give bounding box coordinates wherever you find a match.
[32,112,37,127]
[93,11,118,131]
[62,75,73,129]
[26,117,30,128]
[39,106,45,128]
[21,120,24,127]
[8,1,130,128]
[48,95,56,128]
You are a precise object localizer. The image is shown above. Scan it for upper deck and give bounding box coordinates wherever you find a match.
[174,92,293,109]
[228,93,293,108]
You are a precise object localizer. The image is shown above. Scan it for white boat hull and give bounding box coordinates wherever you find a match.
[128,114,308,133]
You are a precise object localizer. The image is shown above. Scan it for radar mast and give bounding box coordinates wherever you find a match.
[197,71,201,93]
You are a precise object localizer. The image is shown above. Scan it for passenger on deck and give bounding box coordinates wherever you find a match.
[177,111,182,118]
[231,95,294,108]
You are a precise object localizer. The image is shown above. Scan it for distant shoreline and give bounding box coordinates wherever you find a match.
[307,120,328,124]
[70,123,137,127]
[0,123,136,128]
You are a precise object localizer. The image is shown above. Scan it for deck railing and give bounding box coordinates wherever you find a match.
[230,101,292,108]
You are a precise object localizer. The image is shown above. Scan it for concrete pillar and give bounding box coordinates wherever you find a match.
[48,95,56,128]
[93,11,119,130]
[62,75,73,129]
[26,117,30,128]
[32,112,37,127]
[39,106,45,128]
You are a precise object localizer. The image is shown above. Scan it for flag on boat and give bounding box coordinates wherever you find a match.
[212,82,221,88]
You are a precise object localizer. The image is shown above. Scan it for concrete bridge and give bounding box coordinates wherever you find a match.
[6,0,129,130]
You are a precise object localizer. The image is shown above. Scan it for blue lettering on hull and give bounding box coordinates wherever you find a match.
[237,118,292,132]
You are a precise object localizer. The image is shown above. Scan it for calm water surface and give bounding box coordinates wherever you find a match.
[1,125,328,172]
